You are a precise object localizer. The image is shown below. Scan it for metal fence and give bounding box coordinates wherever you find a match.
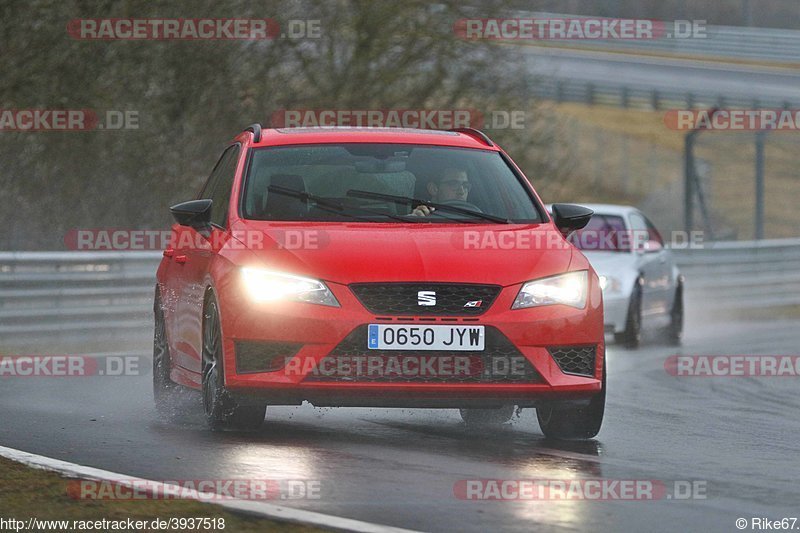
[558,120,800,241]
[1,246,797,347]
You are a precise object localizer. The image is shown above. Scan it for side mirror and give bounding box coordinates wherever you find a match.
[552,203,594,238]
[170,199,212,229]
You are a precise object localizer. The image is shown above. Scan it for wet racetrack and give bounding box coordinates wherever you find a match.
[1,318,798,532]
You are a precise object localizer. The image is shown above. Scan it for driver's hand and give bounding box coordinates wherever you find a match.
[410,205,435,216]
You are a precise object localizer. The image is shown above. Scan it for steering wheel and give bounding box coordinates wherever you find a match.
[429,199,483,217]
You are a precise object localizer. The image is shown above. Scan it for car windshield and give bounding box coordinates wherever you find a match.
[241,144,543,223]
[570,214,630,252]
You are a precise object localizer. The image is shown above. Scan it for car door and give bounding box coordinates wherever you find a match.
[630,211,671,318]
[642,214,673,316]
[173,144,240,373]
[161,170,221,372]
[629,212,663,317]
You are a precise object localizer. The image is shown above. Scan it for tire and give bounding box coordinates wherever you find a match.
[536,359,605,440]
[664,284,683,346]
[460,405,515,427]
[615,284,642,349]
[153,299,188,419]
[201,295,266,431]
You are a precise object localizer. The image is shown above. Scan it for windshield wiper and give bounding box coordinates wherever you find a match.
[345,189,511,224]
[267,185,421,223]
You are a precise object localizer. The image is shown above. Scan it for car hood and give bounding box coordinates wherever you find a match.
[231,220,574,286]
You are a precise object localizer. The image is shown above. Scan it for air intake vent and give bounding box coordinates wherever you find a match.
[548,345,597,377]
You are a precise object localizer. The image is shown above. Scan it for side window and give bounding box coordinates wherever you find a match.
[199,149,229,200]
[629,213,649,251]
[207,145,241,228]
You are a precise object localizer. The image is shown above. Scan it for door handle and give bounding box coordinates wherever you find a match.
[175,255,188,264]
[163,248,175,258]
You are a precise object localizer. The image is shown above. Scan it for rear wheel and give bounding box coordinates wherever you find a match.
[460,405,515,427]
[537,359,605,440]
[615,284,642,349]
[202,296,266,431]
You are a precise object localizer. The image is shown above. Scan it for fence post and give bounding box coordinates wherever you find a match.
[684,132,696,233]
[754,130,766,240]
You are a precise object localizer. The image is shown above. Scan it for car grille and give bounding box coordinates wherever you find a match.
[548,345,597,377]
[349,283,501,316]
[305,325,541,384]
[235,341,302,374]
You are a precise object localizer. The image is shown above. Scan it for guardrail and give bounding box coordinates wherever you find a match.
[0,251,160,347]
[520,12,800,64]
[533,77,800,111]
[0,243,797,346]
[515,12,800,109]
[672,238,800,309]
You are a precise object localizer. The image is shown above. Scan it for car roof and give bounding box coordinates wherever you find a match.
[243,126,499,150]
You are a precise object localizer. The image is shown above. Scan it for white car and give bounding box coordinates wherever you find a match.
[553,204,684,348]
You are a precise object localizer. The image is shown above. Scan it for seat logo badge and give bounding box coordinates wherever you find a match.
[417,291,437,306]
[464,300,482,308]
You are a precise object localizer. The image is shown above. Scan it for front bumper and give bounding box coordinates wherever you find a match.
[217,279,604,407]
[602,292,630,334]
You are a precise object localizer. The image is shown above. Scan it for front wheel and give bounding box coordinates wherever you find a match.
[460,405,515,427]
[615,284,642,349]
[202,296,266,431]
[537,360,605,440]
[664,284,683,346]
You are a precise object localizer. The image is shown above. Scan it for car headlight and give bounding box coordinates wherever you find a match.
[598,275,621,293]
[512,271,588,310]
[241,268,339,307]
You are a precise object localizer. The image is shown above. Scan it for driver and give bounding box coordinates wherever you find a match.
[410,168,471,216]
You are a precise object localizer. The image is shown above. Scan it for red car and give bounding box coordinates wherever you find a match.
[154,125,605,439]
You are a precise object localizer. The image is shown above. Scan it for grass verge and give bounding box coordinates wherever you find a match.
[0,456,326,532]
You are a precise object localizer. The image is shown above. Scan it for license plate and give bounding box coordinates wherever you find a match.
[368,324,484,351]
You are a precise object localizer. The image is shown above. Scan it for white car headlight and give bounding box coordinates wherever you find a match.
[241,268,339,307]
[598,275,621,293]
[512,271,588,310]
